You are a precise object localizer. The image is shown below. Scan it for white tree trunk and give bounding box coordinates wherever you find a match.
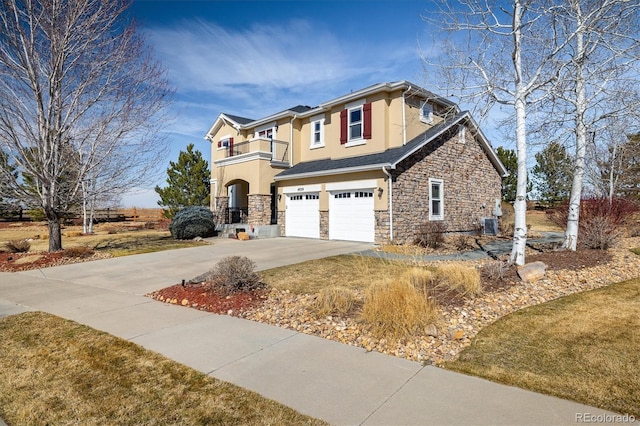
[509,0,528,266]
[563,1,587,251]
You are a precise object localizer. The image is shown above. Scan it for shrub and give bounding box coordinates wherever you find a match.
[169,206,216,240]
[209,255,262,294]
[452,234,475,251]
[312,286,359,317]
[4,239,30,253]
[434,263,482,297]
[414,221,446,249]
[64,231,83,237]
[361,278,438,340]
[547,197,639,249]
[480,260,509,281]
[63,246,94,258]
[26,208,46,222]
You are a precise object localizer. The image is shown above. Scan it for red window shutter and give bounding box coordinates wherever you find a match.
[217,141,221,148]
[228,137,234,157]
[363,102,372,139]
[340,109,347,144]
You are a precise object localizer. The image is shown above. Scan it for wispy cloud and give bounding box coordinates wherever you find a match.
[146,18,418,115]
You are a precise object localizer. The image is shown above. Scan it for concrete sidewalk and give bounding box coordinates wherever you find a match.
[0,237,622,425]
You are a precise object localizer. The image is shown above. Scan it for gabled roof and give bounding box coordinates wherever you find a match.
[274,111,508,181]
[205,81,459,141]
[223,113,254,125]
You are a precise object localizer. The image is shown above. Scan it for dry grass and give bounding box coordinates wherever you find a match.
[500,203,563,233]
[361,277,438,340]
[434,263,483,297]
[261,255,411,294]
[0,223,206,256]
[312,286,359,317]
[0,312,326,426]
[445,278,640,417]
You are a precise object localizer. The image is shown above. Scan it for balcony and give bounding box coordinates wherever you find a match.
[215,138,289,167]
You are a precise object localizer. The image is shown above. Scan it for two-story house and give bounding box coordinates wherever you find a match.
[204,81,507,243]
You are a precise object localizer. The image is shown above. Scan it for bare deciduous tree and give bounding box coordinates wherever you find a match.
[0,0,172,251]
[545,0,640,250]
[423,0,565,265]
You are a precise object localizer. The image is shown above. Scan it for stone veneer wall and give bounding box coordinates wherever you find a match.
[214,196,229,224]
[391,127,502,243]
[375,210,390,243]
[247,194,272,226]
[319,211,329,239]
[277,211,286,236]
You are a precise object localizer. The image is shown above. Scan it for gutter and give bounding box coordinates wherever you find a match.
[274,163,392,181]
[382,166,394,241]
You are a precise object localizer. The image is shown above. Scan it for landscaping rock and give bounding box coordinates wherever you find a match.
[517,261,547,282]
[424,323,438,337]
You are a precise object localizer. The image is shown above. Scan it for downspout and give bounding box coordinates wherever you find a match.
[382,166,393,241]
[289,114,297,166]
[401,85,412,145]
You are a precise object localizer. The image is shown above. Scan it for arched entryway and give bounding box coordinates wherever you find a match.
[226,179,249,223]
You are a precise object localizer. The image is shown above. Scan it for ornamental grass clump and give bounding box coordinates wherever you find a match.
[63,246,94,259]
[4,239,30,253]
[361,277,438,340]
[169,206,215,240]
[434,263,483,297]
[312,286,359,317]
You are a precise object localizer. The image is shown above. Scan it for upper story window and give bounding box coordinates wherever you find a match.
[255,122,276,140]
[310,114,325,148]
[349,107,363,140]
[420,101,434,124]
[340,100,372,146]
[258,128,273,139]
[217,135,233,150]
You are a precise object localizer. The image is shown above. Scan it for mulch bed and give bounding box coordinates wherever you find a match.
[147,283,268,315]
[0,252,66,272]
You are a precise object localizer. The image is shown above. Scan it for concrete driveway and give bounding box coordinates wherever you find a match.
[14,237,374,295]
[0,236,621,425]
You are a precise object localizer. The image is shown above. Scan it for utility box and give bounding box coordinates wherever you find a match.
[483,218,498,236]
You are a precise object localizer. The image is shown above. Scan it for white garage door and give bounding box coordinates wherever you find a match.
[285,193,320,238]
[329,189,375,242]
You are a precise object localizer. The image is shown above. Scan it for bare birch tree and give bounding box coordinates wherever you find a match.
[544,0,640,250]
[0,0,172,251]
[424,0,565,265]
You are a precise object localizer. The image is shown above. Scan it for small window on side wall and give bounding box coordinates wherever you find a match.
[458,124,466,143]
[429,178,444,221]
[420,101,433,124]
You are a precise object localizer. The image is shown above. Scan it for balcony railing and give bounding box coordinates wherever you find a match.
[221,138,289,164]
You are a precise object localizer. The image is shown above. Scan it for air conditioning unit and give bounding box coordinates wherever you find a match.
[482,218,498,236]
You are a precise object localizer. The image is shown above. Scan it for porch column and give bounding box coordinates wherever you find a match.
[247,194,271,226]
[214,196,229,224]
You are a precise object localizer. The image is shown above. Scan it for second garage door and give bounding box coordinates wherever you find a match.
[329,189,375,242]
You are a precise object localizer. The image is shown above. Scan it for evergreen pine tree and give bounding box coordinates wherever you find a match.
[531,142,574,206]
[155,144,210,218]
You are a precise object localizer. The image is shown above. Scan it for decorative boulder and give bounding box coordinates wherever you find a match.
[517,261,547,282]
[169,206,216,240]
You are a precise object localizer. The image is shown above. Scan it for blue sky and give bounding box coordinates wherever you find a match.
[121,0,466,207]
